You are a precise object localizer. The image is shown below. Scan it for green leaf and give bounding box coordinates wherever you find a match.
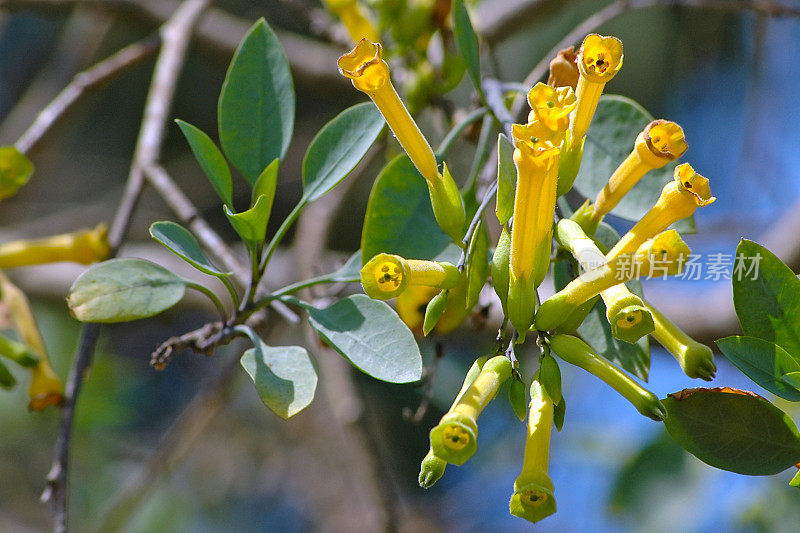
[218,18,294,185]
[553,396,565,431]
[149,221,232,278]
[327,250,362,283]
[238,326,317,419]
[304,294,422,383]
[573,95,693,231]
[509,377,527,422]
[716,336,800,401]
[0,146,34,200]
[496,134,516,225]
[223,194,271,246]
[452,0,481,96]
[361,155,451,264]
[67,258,186,323]
[465,220,488,309]
[733,239,800,359]
[302,103,384,202]
[175,120,233,208]
[662,388,800,475]
[782,372,800,390]
[252,158,279,210]
[539,355,562,404]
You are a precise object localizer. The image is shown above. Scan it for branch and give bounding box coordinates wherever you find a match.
[15,34,161,154]
[41,1,214,530]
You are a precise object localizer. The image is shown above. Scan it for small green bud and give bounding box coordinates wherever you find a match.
[423,289,450,336]
[427,163,466,243]
[418,449,447,489]
[491,226,511,314]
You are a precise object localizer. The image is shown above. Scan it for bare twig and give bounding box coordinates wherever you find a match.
[15,34,161,154]
[41,1,214,531]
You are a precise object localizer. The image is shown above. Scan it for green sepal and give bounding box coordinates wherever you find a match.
[509,375,527,422]
[427,163,466,243]
[555,295,599,335]
[553,396,566,431]
[423,289,450,336]
[538,355,562,405]
[429,411,478,466]
[556,132,584,197]
[0,358,16,389]
[465,220,489,310]
[491,225,511,314]
[509,469,557,523]
[0,146,34,200]
[534,292,573,332]
[0,333,39,368]
[508,273,538,341]
[223,194,271,249]
[569,199,600,237]
[418,449,447,489]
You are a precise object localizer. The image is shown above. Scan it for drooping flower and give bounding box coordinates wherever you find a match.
[360,253,461,300]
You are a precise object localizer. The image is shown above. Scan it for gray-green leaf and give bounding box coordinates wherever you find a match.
[452,0,481,97]
[716,336,800,401]
[67,258,186,322]
[149,221,231,278]
[218,18,294,185]
[175,120,233,208]
[302,103,384,202]
[304,295,422,383]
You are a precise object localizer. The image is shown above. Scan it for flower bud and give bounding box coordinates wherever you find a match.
[423,289,450,336]
[339,39,438,182]
[360,253,461,300]
[430,356,512,464]
[0,223,110,268]
[418,449,447,488]
[549,334,666,420]
[607,163,714,261]
[491,226,511,315]
[509,379,556,523]
[427,163,466,242]
[646,302,716,380]
[592,120,688,221]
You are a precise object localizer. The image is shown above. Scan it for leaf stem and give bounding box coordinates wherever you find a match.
[219,275,240,308]
[259,199,307,274]
[186,282,229,322]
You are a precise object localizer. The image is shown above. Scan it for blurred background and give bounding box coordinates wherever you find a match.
[1,0,799,531]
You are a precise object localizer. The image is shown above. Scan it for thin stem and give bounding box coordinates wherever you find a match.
[457,181,498,270]
[258,199,307,279]
[186,282,229,322]
[464,114,497,195]
[435,106,488,158]
[218,276,240,308]
[481,78,514,139]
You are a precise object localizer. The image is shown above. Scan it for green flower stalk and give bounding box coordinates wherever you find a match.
[536,230,690,332]
[507,121,561,337]
[509,379,556,523]
[549,334,666,420]
[591,120,688,221]
[555,219,654,343]
[360,253,462,300]
[420,356,489,487]
[645,302,716,380]
[338,40,465,241]
[607,163,715,261]
[430,356,512,465]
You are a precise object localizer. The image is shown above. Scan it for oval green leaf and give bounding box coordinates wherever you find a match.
[733,239,800,360]
[361,155,451,264]
[0,146,34,200]
[452,0,481,97]
[716,336,800,401]
[495,133,516,225]
[175,120,233,208]
[67,258,186,323]
[150,221,231,278]
[218,18,294,185]
[663,388,800,475]
[239,327,317,419]
[302,103,384,202]
[223,194,271,246]
[304,294,422,383]
[573,95,693,232]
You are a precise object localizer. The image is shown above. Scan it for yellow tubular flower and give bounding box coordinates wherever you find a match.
[430,356,512,465]
[507,122,561,336]
[509,379,556,523]
[0,272,63,410]
[323,0,380,43]
[0,223,110,269]
[555,219,654,343]
[607,163,715,261]
[592,120,688,221]
[338,40,438,182]
[569,34,623,146]
[360,253,461,300]
[645,302,717,380]
[527,83,577,133]
[536,230,690,332]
